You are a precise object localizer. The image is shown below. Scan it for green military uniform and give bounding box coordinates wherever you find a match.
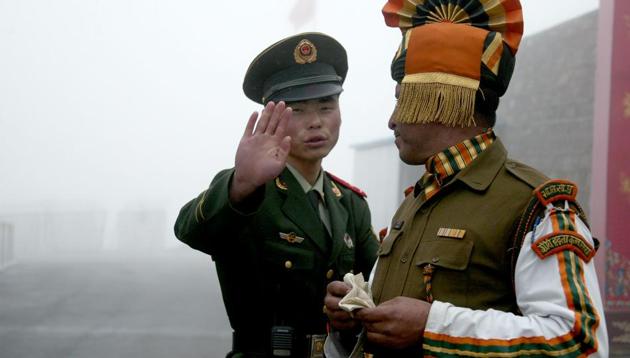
[175,32,378,357]
[175,167,377,356]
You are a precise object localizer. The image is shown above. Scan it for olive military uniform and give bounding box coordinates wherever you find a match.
[369,138,546,356]
[372,139,546,311]
[175,167,378,356]
[355,1,608,355]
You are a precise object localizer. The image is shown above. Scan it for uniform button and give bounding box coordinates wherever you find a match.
[284,260,293,269]
[401,256,408,263]
[326,269,334,279]
[431,257,440,263]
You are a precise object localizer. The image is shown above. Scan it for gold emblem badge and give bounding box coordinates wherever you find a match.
[331,182,342,198]
[294,39,317,64]
[279,232,304,244]
[275,177,288,190]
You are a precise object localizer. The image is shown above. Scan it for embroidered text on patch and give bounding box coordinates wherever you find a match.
[534,180,578,206]
[532,230,594,262]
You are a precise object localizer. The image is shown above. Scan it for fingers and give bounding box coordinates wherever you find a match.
[242,112,258,138]
[274,104,292,138]
[278,136,291,158]
[254,101,275,134]
[265,101,285,136]
[253,101,292,137]
[327,280,352,297]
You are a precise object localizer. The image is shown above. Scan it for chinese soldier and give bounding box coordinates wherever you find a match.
[174,32,379,358]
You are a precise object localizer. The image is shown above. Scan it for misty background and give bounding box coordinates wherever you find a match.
[0,0,600,357]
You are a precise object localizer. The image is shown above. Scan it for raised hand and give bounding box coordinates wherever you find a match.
[355,296,430,349]
[230,101,292,204]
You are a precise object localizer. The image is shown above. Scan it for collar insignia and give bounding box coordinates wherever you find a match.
[275,177,288,191]
[331,182,342,198]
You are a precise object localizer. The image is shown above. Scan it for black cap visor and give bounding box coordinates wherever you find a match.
[266,82,343,104]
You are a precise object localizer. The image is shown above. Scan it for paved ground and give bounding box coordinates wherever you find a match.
[0,249,232,358]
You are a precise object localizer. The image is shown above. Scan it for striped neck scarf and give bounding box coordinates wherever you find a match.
[415,129,496,201]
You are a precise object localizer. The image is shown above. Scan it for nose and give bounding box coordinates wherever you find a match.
[307,112,323,129]
[388,111,396,130]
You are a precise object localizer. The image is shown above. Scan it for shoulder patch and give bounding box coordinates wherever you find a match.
[531,230,595,262]
[534,179,578,206]
[326,171,367,198]
[404,185,414,197]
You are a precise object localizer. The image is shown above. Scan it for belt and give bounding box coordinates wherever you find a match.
[231,330,326,358]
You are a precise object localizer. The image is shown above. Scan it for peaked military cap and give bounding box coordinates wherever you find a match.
[243,32,348,104]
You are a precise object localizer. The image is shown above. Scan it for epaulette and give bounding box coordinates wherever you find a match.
[510,179,591,287]
[505,159,548,189]
[326,172,367,198]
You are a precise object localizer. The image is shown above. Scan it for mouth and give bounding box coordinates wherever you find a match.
[304,135,328,147]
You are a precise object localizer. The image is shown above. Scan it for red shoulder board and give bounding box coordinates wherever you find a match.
[404,185,414,197]
[533,179,578,206]
[326,172,367,198]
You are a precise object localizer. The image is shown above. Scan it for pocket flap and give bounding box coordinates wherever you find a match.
[414,239,474,271]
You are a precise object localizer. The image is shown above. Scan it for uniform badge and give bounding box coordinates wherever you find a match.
[343,233,354,249]
[532,230,595,262]
[275,177,288,191]
[437,228,466,239]
[279,232,304,244]
[294,39,318,64]
[331,182,342,198]
[392,220,404,230]
[534,179,578,206]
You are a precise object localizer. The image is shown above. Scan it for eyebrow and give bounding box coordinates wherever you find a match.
[317,96,337,103]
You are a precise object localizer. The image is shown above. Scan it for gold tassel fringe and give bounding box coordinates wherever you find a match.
[395,73,479,127]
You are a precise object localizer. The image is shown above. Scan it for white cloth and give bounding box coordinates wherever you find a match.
[338,273,375,312]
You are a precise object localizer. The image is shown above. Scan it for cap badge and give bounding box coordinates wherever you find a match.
[294,39,317,64]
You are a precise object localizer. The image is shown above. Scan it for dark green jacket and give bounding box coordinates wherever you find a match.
[175,167,378,353]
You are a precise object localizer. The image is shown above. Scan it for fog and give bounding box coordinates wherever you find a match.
[1,0,598,254]
[0,0,600,357]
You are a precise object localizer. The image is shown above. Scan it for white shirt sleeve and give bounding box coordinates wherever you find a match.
[422,202,609,357]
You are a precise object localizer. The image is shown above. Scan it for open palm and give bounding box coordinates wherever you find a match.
[231,101,292,203]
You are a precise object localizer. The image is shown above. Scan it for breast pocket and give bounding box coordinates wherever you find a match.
[413,239,474,305]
